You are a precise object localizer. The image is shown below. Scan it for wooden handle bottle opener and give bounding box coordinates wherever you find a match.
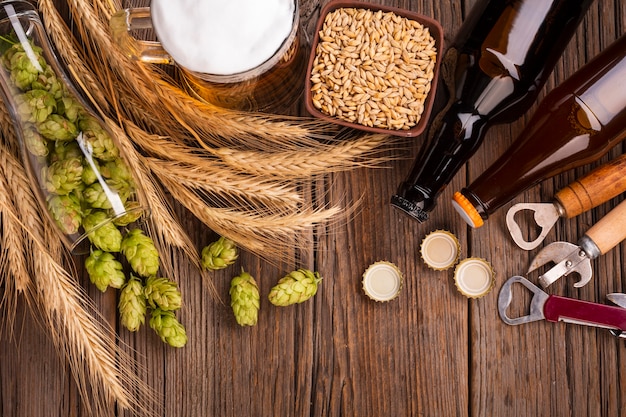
[526,199,626,288]
[507,153,626,250]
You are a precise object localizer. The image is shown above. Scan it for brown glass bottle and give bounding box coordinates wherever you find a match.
[453,33,626,227]
[391,0,594,223]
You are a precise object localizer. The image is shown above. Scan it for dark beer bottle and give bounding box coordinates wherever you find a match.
[391,0,594,223]
[452,34,626,227]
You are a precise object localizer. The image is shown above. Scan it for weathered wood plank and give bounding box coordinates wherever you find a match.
[2,1,625,417]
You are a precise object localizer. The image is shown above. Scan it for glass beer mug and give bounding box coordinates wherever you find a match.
[110,0,307,113]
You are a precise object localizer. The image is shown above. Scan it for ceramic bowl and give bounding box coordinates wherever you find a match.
[304,0,444,137]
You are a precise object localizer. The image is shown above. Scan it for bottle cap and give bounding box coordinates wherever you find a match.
[420,230,460,270]
[452,191,484,228]
[453,257,495,298]
[362,261,403,302]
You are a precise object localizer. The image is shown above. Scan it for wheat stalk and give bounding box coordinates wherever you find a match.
[0,0,408,415]
[29,248,159,417]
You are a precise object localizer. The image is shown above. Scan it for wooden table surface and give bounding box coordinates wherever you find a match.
[2,1,626,416]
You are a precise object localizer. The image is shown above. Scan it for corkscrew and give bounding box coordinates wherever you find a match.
[525,199,626,288]
[506,153,626,250]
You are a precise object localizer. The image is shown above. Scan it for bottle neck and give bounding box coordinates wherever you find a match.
[392,104,488,222]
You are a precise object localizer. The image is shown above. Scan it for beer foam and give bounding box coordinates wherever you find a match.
[151,0,295,75]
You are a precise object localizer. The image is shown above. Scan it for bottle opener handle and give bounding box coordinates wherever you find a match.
[544,295,626,331]
[555,152,626,219]
[583,199,626,256]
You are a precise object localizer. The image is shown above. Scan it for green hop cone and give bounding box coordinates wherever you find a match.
[43,156,83,195]
[268,269,322,306]
[144,276,182,311]
[119,275,147,332]
[229,270,260,326]
[82,210,123,252]
[83,183,114,209]
[18,89,57,123]
[121,228,160,277]
[78,116,119,161]
[47,193,82,234]
[31,66,65,100]
[111,200,143,226]
[38,114,78,141]
[56,96,84,122]
[51,140,82,162]
[101,157,132,182]
[23,125,49,157]
[85,249,126,292]
[149,308,187,348]
[7,46,47,90]
[201,236,239,270]
[81,162,98,185]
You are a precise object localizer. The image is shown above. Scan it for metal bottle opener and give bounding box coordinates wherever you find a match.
[498,276,626,337]
[526,198,626,288]
[506,153,626,250]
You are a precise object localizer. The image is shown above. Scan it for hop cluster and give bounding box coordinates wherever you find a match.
[229,270,260,326]
[0,29,187,348]
[268,269,322,306]
[117,228,187,347]
[201,236,239,270]
[0,35,139,248]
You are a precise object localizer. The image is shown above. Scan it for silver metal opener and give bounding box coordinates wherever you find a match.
[499,276,626,337]
[526,199,626,288]
[506,153,626,251]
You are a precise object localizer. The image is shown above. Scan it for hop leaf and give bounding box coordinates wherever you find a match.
[47,193,82,235]
[121,228,160,277]
[82,210,123,252]
[144,276,182,311]
[119,275,147,332]
[85,249,126,292]
[229,269,260,326]
[42,156,83,195]
[201,236,239,270]
[268,269,322,306]
[149,308,187,348]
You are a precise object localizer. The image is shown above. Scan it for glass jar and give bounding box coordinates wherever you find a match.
[0,0,146,254]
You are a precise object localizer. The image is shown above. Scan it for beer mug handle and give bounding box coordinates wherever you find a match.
[109,8,173,65]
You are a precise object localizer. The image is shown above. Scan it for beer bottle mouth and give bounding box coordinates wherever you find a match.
[390,188,433,223]
[452,191,484,228]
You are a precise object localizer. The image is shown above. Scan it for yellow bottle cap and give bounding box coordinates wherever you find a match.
[362,261,403,302]
[452,191,484,228]
[420,230,460,270]
[453,257,495,298]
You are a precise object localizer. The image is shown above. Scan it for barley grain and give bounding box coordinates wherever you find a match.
[309,7,437,131]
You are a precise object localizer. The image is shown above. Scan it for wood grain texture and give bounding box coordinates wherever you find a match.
[2,1,626,417]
